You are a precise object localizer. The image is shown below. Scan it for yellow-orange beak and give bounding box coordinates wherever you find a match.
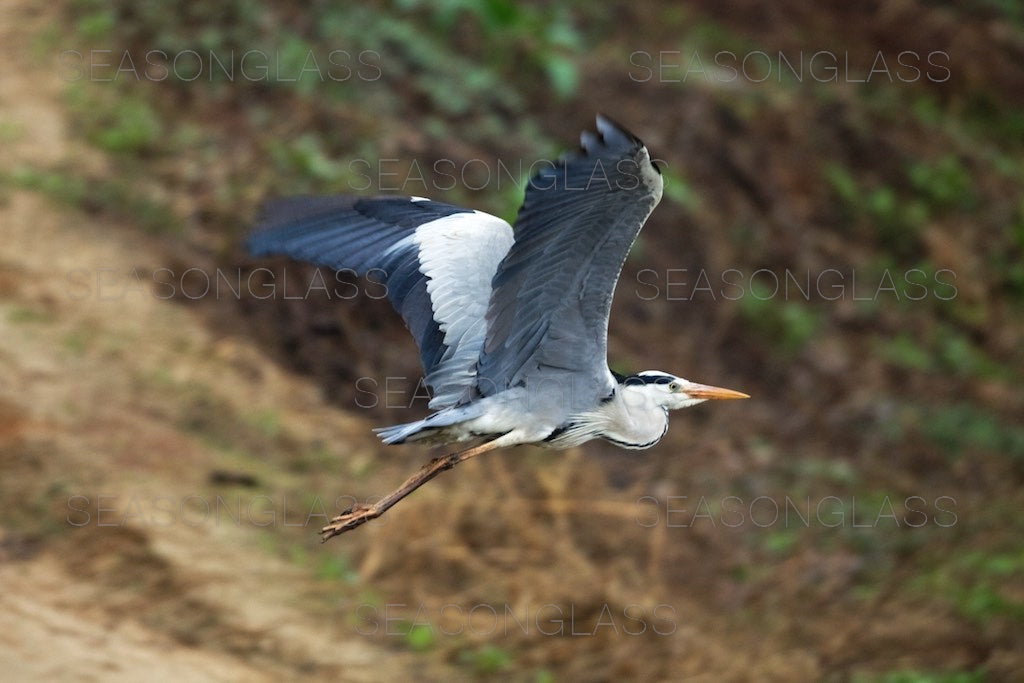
[685,383,750,400]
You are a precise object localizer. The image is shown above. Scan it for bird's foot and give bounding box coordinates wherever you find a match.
[321,503,380,542]
[319,440,505,542]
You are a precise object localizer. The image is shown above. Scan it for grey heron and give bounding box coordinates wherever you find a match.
[249,115,748,541]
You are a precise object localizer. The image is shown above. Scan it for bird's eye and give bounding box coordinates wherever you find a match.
[668,382,681,392]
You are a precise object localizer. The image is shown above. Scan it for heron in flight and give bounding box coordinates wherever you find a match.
[249,115,748,541]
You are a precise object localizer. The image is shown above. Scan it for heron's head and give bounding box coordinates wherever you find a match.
[621,371,750,410]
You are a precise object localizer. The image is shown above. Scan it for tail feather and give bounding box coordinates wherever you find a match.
[373,420,432,445]
[373,403,487,445]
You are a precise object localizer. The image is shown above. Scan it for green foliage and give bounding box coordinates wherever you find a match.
[316,555,359,583]
[687,17,757,56]
[333,5,522,115]
[272,33,322,96]
[825,163,928,254]
[6,305,56,325]
[919,547,1024,626]
[906,156,977,212]
[974,0,1024,25]
[911,94,944,127]
[5,165,180,234]
[247,409,281,438]
[494,170,529,224]
[72,0,268,60]
[55,1,598,245]
[825,163,859,206]
[878,324,1008,381]
[660,166,700,211]
[65,1,587,136]
[963,91,1024,147]
[404,622,435,652]
[62,331,90,355]
[65,83,164,156]
[397,0,583,99]
[762,528,801,554]
[5,165,88,205]
[738,280,822,354]
[992,201,1024,300]
[268,134,347,189]
[916,403,1024,462]
[933,332,1002,379]
[878,334,933,372]
[825,156,981,258]
[73,5,117,42]
[459,644,512,674]
[0,119,21,143]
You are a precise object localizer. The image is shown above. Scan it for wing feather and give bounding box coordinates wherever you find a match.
[249,196,514,408]
[475,115,663,406]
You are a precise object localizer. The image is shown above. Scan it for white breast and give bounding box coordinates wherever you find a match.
[541,385,669,450]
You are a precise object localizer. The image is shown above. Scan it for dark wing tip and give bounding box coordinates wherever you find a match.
[247,195,350,257]
[594,113,644,146]
[595,113,662,176]
[578,113,642,155]
[521,113,662,209]
[573,114,661,174]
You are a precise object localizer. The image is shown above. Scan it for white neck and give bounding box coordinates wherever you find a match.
[599,384,670,448]
[547,384,669,450]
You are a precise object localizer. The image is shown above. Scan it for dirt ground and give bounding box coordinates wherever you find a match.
[2,1,1023,681]
[0,8,431,680]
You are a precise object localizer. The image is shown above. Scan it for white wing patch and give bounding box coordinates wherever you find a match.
[413,210,514,408]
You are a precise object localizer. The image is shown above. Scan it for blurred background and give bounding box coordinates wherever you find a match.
[1,1,1023,680]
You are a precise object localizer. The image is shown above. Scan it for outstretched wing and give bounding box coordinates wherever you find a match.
[248,196,514,408]
[476,115,664,404]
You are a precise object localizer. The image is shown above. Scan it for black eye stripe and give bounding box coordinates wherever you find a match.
[617,373,674,386]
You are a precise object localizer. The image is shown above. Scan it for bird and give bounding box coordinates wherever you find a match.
[249,114,749,541]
